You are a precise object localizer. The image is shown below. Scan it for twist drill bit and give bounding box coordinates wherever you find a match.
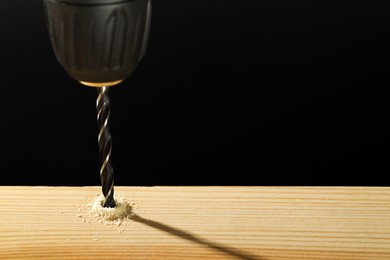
[96,86,115,208]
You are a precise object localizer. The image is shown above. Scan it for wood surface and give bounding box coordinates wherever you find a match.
[0,186,389,259]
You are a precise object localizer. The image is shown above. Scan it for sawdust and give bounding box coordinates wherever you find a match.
[77,194,138,232]
[91,195,133,221]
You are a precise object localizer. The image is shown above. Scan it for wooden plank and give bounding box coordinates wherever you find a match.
[0,186,389,260]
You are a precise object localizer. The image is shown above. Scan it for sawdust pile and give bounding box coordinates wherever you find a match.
[91,195,133,221]
[77,194,137,231]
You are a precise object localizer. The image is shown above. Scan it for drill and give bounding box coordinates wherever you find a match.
[43,0,152,207]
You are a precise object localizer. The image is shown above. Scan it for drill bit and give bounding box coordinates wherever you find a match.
[96,86,116,208]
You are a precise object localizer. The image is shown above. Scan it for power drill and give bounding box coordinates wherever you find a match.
[43,0,152,207]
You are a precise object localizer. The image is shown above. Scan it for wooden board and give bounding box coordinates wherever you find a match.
[0,186,390,259]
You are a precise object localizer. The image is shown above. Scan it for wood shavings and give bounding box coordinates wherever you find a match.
[77,194,138,233]
[91,195,133,221]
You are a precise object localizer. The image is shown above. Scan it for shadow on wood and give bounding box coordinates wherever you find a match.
[132,214,263,260]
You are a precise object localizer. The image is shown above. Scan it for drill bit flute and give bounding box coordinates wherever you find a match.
[96,87,115,207]
[43,0,152,207]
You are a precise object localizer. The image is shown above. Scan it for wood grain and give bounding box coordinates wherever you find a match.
[0,186,389,259]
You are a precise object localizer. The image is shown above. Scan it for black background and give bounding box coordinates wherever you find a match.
[0,1,388,186]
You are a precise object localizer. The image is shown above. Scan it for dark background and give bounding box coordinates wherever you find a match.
[0,1,388,186]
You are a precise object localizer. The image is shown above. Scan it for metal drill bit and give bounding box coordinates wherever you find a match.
[96,86,116,208]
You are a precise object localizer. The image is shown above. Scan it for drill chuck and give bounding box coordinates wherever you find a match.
[43,0,151,86]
